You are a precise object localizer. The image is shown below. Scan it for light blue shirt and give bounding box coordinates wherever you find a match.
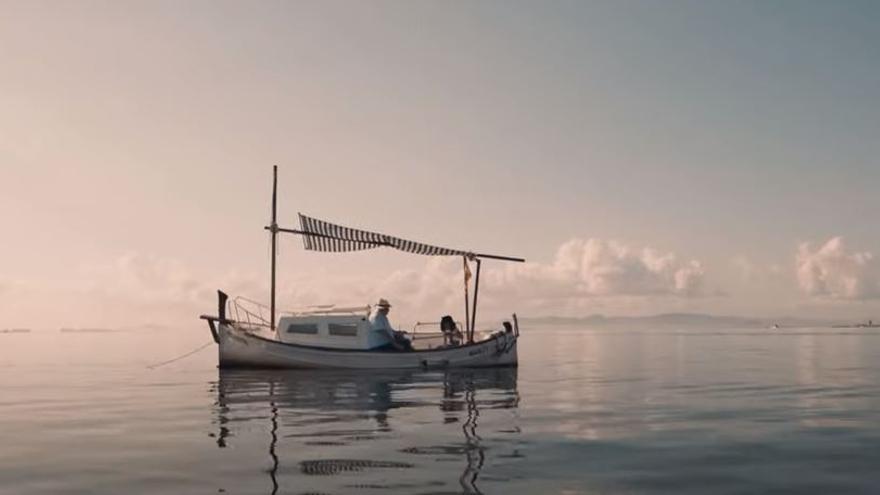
[367,311,395,349]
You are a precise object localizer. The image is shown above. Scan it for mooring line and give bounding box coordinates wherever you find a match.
[146,341,214,369]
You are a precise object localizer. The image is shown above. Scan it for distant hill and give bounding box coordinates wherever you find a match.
[59,327,119,333]
[521,313,838,329]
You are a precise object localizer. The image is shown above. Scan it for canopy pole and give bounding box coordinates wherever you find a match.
[472,253,525,263]
[469,258,482,343]
[270,165,278,332]
[266,226,525,263]
[463,256,471,338]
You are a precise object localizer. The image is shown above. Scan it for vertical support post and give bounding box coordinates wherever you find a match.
[270,165,278,332]
[218,290,228,321]
[469,258,482,344]
[463,256,471,337]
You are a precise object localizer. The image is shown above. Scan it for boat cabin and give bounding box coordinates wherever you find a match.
[277,306,373,350]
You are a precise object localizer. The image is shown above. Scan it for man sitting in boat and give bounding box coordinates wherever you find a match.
[368,299,413,351]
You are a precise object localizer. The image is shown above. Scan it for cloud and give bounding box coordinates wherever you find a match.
[731,255,785,285]
[490,238,706,298]
[2,240,710,329]
[287,239,707,323]
[796,237,878,299]
[51,252,267,328]
[318,238,709,323]
[732,255,757,283]
[97,253,208,303]
[369,257,469,318]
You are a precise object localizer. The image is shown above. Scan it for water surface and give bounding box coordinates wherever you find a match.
[1,326,879,494]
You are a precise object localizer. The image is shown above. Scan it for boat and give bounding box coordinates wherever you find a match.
[200,166,524,369]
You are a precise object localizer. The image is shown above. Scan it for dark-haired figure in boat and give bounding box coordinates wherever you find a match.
[368,299,413,351]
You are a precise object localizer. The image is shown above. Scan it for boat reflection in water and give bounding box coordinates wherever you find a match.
[212,367,522,494]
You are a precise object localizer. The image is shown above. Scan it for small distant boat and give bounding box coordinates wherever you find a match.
[0,328,30,334]
[201,167,523,369]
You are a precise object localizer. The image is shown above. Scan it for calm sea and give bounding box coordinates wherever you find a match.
[2,325,879,494]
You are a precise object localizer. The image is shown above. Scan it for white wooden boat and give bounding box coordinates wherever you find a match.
[210,316,519,369]
[201,166,524,369]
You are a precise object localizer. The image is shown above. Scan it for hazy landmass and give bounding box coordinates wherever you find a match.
[59,328,120,333]
[4,315,870,334]
[119,323,174,332]
[56,324,175,333]
[522,313,845,329]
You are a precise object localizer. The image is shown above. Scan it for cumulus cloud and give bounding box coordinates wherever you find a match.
[300,238,710,324]
[796,237,878,299]
[94,253,209,304]
[314,239,704,326]
[39,252,269,328]
[489,238,705,298]
[362,257,468,319]
[731,255,784,285]
[3,240,710,328]
[732,255,757,283]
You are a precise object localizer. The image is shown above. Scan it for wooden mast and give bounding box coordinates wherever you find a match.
[270,165,278,332]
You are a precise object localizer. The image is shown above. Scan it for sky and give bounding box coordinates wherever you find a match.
[1,0,879,329]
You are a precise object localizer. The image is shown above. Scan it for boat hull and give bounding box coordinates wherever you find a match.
[216,323,518,369]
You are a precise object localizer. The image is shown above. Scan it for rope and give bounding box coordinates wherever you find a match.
[146,341,214,369]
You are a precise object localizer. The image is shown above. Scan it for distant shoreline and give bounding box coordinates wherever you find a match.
[59,328,119,333]
[521,313,865,329]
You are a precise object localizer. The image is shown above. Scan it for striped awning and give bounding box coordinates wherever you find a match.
[298,213,471,257]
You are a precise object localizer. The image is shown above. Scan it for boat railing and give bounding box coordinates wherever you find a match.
[230,297,371,328]
[229,296,273,328]
[409,320,464,342]
[281,305,371,317]
[410,316,519,343]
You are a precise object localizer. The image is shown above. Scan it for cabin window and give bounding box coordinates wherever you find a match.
[328,323,358,337]
[286,323,318,334]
